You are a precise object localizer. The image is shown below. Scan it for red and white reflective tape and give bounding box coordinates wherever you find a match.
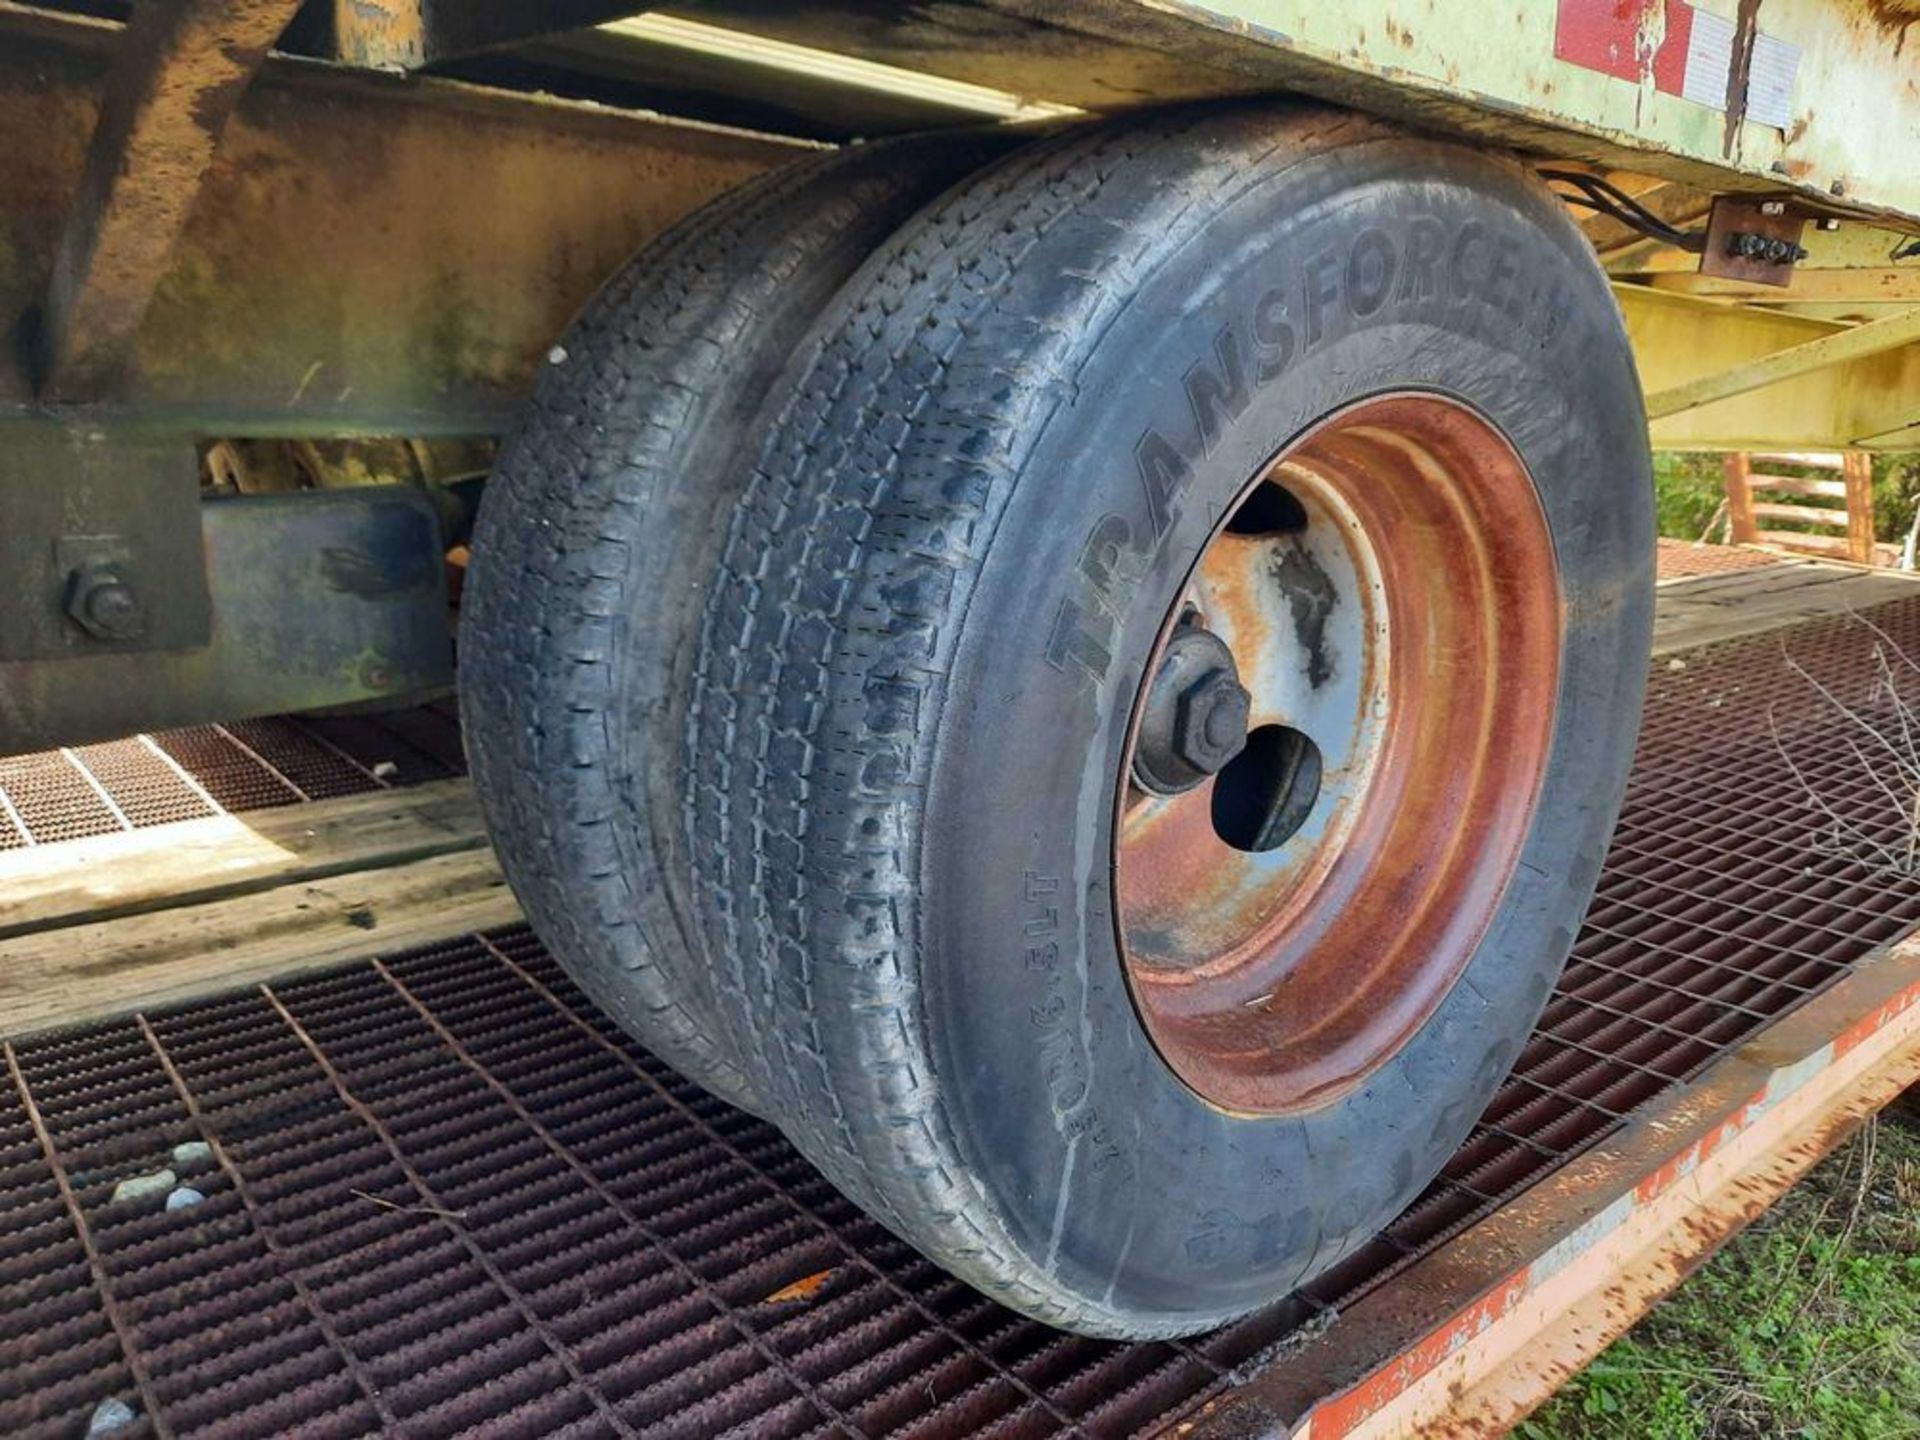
[1554,0,1801,129]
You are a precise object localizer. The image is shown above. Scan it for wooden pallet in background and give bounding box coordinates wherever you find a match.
[1723,450,1881,566]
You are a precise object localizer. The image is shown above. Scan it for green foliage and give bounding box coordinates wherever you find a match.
[1872,458,1920,547]
[1653,452,1729,543]
[1524,1118,1920,1439]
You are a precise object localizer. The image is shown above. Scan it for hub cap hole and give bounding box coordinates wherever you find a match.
[1224,481,1308,537]
[1210,724,1322,853]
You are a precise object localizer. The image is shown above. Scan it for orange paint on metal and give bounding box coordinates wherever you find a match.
[1833,974,1920,1058]
[1312,1269,1535,1440]
[1323,983,1920,1439]
[1632,1094,1762,1203]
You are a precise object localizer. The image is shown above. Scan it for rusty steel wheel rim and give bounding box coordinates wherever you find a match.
[1113,393,1561,1115]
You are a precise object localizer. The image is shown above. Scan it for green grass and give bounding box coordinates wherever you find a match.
[1521,1114,1920,1440]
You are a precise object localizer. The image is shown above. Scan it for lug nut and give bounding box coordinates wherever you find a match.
[1132,625,1252,795]
[1175,669,1252,774]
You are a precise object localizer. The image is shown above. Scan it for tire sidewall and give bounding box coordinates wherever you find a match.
[919,139,1653,1324]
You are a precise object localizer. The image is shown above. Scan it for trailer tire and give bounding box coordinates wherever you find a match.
[461,133,1018,1114]
[687,104,1653,1336]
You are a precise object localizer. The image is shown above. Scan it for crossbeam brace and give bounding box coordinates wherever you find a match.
[1644,306,1920,421]
[37,0,304,397]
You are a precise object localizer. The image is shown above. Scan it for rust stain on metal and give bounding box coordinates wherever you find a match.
[1863,0,1920,53]
[1698,194,1810,286]
[1721,0,1764,157]
[1114,395,1560,1116]
[37,0,305,397]
[0,9,801,433]
[330,0,425,68]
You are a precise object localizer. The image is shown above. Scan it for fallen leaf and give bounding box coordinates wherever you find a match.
[763,1270,833,1305]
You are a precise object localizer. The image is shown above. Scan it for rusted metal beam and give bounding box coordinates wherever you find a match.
[0,5,804,435]
[327,0,424,67]
[306,0,651,68]
[37,0,305,397]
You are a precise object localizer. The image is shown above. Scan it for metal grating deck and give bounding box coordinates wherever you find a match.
[7,598,1920,1439]
[1653,538,1787,581]
[0,704,467,850]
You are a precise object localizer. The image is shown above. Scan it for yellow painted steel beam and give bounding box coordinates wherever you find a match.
[1614,222,1920,276]
[1647,270,1920,305]
[1616,287,1920,451]
[1644,306,1920,419]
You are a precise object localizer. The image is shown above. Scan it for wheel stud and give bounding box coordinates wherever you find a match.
[1132,626,1250,794]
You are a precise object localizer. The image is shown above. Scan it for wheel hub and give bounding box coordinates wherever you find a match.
[1112,393,1561,1115]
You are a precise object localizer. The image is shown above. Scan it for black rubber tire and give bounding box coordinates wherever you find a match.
[460,132,1019,1115]
[685,103,1654,1337]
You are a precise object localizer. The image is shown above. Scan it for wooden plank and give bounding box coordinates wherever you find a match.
[1746,474,1848,499]
[1750,501,1848,527]
[0,847,517,1037]
[1723,453,1757,545]
[1652,568,1920,655]
[0,778,487,941]
[1844,451,1877,566]
[1653,559,1822,596]
[1753,452,1847,470]
[1755,528,1853,554]
[1657,558,1857,600]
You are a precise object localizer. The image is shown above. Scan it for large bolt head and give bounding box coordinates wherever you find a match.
[66,568,144,642]
[1174,669,1251,774]
[1131,624,1252,795]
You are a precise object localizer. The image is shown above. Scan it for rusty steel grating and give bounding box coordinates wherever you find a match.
[1653,538,1787,582]
[0,703,466,849]
[8,601,1920,1439]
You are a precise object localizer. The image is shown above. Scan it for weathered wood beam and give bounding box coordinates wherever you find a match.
[0,847,515,1037]
[38,0,305,397]
[0,778,486,941]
